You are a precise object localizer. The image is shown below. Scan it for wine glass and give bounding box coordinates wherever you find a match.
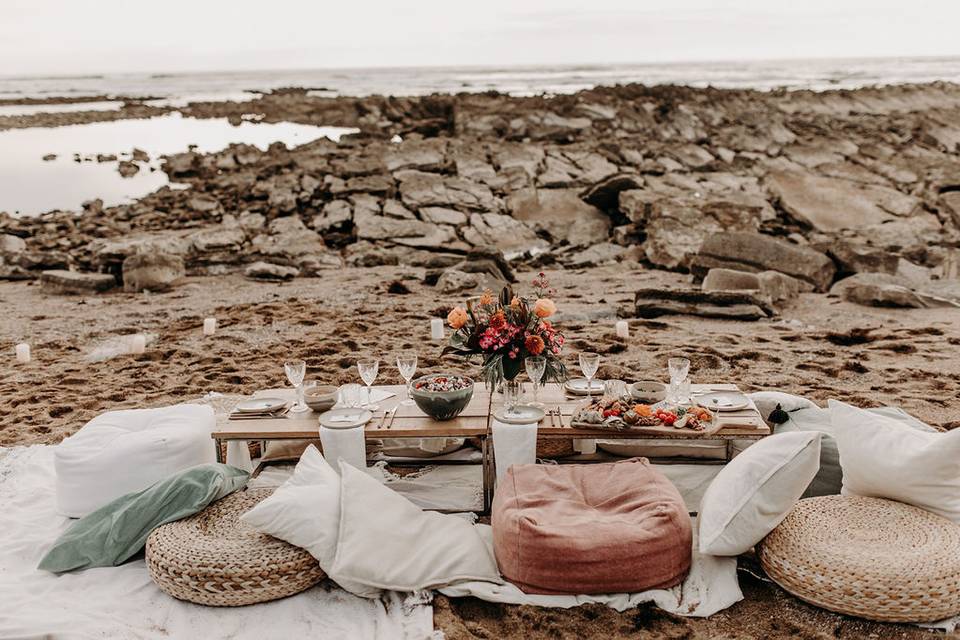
[524,356,546,407]
[396,351,418,406]
[284,359,308,413]
[357,357,380,411]
[667,357,691,406]
[579,352,600,396]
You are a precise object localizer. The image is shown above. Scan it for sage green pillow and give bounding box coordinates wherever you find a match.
[39,463,249,573]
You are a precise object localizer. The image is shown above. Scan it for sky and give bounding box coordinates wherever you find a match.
[3,0,960,76]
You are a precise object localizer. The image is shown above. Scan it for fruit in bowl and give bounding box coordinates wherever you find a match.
[410,373,474,421]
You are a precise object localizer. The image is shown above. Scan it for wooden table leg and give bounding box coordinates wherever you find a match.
[214,438,224,463]
[481,435,492,515]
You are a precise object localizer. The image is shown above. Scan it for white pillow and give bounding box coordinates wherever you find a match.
[239,446,377,596]
[699,431,821,556]
[828,400,960,523]
[747,391,817,426]
[331,461,501,594]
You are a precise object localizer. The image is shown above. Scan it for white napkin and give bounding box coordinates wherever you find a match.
[320,425,366,473]
[225,440,254,473]
[491,419,538,486]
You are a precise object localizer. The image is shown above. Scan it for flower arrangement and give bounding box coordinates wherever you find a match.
[443,272,567,388]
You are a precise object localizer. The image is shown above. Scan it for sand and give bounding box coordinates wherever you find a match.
[1,264,957,638]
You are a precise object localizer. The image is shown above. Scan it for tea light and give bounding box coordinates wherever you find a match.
[430,318,445,341]
[615,320,629,339]
[129,334,146,354]
[15,343,30,363]
[203,317,217,336]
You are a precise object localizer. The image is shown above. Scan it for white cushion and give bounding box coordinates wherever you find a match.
[239,446,377,597]
[747,391,817,425]
[699,431,821,556]
[54,404,215,518]
[828,400,960,523]
[597,439,727,460]
[331,461,501,594]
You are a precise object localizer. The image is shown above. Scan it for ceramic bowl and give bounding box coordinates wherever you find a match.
[630,381,667,404]
[409,373,474,421]
[304,384,339,412]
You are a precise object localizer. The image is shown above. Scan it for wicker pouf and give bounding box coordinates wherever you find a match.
[146,488,326,607]
[758,495,960,622]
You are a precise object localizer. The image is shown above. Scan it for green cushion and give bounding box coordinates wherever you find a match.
[39,463,249,573]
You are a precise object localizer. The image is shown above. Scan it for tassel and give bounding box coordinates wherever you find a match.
[768,403,790,425]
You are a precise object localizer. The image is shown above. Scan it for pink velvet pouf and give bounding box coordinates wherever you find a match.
[492,458,692,595]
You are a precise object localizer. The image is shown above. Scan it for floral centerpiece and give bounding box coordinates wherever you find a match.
[443,272,567,389]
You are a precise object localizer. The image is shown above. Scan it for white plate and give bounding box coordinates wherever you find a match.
[564,378,605,395]
[694,392,750,412]
[494,405,546,425]
[318,407,373,430]
[234,397,288,414]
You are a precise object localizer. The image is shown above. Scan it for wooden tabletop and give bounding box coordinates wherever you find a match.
[211,382,769,441]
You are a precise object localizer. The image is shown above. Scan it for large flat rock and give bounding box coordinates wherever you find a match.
[634,288,774,320]
[41,270,115,295]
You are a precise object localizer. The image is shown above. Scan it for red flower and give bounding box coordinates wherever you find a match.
[525,334,545,355]
[489,310,506,330]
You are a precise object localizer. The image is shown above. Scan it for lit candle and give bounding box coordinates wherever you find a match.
[203,318,217,336]
[615,320,629,339]
[15,343,30,363]
[129,334,146,354]
[430,318,444,341]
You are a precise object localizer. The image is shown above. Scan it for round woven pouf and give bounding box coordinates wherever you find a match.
[146,488,326,607]
[758,495,960,622]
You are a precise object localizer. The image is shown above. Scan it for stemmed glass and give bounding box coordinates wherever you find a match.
[396,351,418,406]
[579,352,600,396]
[524,356,546,407]
[284,359,309,413]
[667,357,691,406]
[357,357,380,411]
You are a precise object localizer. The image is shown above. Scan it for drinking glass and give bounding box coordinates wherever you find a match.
[524,356,547,407]
[340,383,362,408]
[396,351,418,406]
[357,357,380,411]
[667,357,691,405]
[284,359,308,413]
[579,352,600,396]
[603,379,627,398]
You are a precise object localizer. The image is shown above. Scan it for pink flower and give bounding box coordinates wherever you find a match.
[533,298,557,318]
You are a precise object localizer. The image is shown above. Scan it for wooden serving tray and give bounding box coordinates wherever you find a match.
[568,416,725,437]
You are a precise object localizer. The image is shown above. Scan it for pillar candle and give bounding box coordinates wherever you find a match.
[130,334,146,354]
[615,320,629,339]
[203,317,217,336]
[15,343,30,363]
[430,318,444,340]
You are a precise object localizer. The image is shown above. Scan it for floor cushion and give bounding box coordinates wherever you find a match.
[492,458,692,595]
[55,404,216,518]
[759,495,960,622]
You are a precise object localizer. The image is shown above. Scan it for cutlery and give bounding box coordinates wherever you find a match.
[555,406,565,428]
[548,409,556,428]
[387,408,397,429]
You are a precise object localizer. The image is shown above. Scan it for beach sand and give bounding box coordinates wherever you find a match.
[1,265,956,639]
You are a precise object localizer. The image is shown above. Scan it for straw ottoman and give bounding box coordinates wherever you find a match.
[146,488,326,606]
[492,458,692,595]
[758,495,960,623]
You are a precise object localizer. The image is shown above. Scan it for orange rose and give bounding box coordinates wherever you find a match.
[533,298,557,318]
[525,334,545,355]
[447,306,468,329]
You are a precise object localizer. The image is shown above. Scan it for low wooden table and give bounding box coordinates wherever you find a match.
[211,382,770,513]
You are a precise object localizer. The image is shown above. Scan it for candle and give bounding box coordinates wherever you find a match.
[129,334,146,354]
[430,318,444,341]
[203,318,217,336]
[15,343,30,363]
[615,320,629,339]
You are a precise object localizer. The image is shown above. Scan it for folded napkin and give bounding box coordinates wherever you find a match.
[320,425,366,473]
[491,420,537,486]
[226,440,254,473]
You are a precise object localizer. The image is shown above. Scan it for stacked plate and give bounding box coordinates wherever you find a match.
[693,391,750,411]
[563,378,605,396]
[229,397,289,420]
[318,408,373,429]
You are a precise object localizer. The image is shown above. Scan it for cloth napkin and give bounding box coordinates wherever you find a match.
[491,420,537,486]
[320,425,366,473]
[225,440,254,473]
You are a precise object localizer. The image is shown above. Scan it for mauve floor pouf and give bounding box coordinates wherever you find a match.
[492,458,692,595]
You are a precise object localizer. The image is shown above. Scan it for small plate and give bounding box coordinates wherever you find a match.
[234,397,288,414]
[318,407,373,429]
[494,405,546,425]
[694,391,750,412]
[564,378,605,395]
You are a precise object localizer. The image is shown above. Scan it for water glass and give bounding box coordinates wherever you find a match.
[603,379,627,399]
[284,359,308,413]
[667,357,691,405]
[579,352,600,396]
[524,356,546,407]
[396,351,418,406]
[340,383,362,408]
[357,357,380,411]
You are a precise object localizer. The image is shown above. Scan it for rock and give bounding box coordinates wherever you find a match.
[669,144,715,169]
[117,160,139,178]
[188,194,220,214]
[461,213,547,257]
[454,154,498,185]
[42,153,56,161]
[297,252,344,275]
[398,171,498,212]
[509,188,610,247]
[189,226,247,255]
[827,240,900,276]
[767,171,921,231]
[244,261,299,281]
[459,248,516,283]
[382,200,416,219]
[692,232,836,292]
[89,232,192,272]
[702,268,761,292]
[41,270,115,295]
[162,152,200,176]
[353,208,462,250]
[419,207,468,226]
[756,271,802,303]
[493,147,544,179]
[634,288,774,320]
[238,212,266,231]
[96,154,118,163]
[564,242,625,268]
[579,173,644,211]
[131,148,149,162]
[313,200,352,232]
[830,272,960,308]
[0,234,26,255]
[250,219,327,264]
[122,252,185,292]
[384,139,446,172]
[857,214,943,250]
[82,199,104,215]
[436,269,479,294]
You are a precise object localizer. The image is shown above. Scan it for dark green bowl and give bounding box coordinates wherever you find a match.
[410,374,474,421]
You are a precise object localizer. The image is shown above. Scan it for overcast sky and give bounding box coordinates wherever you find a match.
[3,0,960,76]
